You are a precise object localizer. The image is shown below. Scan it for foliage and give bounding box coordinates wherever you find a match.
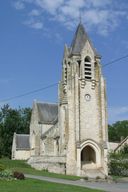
[108,144,128,176]
[13,171,25,180]
[0,168,25,180]
[109,159,128,176]
[0,104,31,158]
[108,120,128,142]
[0,163,5,171]
[0,169,12,179]
[120,143,128,154]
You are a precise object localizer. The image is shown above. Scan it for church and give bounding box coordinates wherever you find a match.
[12,23,108,178]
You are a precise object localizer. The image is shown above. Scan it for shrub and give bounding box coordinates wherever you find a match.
[0,163,5,171]
[109,159,128,176]
[0,169,12,178]
[13,171,25,180]
[120,143,128,154]
[108,144,128,177]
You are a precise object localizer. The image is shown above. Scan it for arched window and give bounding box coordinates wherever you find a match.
[84,56,92,80]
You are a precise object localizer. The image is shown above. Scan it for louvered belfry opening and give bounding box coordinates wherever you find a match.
[84,56,92,80]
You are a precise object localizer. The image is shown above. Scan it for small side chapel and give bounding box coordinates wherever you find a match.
[28,23,108,178]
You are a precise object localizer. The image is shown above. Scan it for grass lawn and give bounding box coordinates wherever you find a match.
[0,178,103,192]
[0,158,104,192]
[0,158,80,180]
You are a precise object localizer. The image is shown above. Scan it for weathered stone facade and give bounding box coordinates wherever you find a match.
[28,23,108,178]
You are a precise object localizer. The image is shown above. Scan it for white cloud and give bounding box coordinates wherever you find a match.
[24,18,43,29]
[31,21,43,29]
[85,0,112,8]
[108,106,128,124]
[35,0,64,14]
[83,9,126,36]
[60,6,79,19]
[64,0,85,9]
[13,0,128,36]
[29,9,41,16]
[13,1,25,10]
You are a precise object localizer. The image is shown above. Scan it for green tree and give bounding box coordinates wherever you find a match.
[0,104,31,158]
[108,120,128,142]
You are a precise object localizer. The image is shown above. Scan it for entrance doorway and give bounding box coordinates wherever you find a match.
[81,145,96,169]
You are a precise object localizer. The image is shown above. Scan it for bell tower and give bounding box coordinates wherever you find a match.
[59,23,108,177]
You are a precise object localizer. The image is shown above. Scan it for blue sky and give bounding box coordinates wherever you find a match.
[0,0,128,124]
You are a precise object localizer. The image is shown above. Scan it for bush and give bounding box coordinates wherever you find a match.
[0,169,12,178]
[108,144,128,177]
[13,171,25,180]
[0,164,5,171]
[109,159,128,176]
[120,143,128,154]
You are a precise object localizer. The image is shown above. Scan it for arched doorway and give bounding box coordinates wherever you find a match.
[81,145,96,169]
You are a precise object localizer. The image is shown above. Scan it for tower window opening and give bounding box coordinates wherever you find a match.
[85,72,91,76]
[85,76,91,80]
[64,67,67,83]
[85,68,91,71]
[84,57,92,80]
[85,64,91,67]
[77,60,81,77]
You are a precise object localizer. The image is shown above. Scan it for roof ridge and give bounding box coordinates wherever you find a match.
[36,101,58,105]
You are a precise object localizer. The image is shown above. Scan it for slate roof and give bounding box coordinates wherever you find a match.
[36,102,58,124]
[70,23,100,57]
[16,134,30,150]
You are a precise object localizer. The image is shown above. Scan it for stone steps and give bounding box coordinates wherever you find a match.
[81,168,105,178]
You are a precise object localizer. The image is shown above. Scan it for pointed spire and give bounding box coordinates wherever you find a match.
[63,44,69,58]
[71,23,100,57]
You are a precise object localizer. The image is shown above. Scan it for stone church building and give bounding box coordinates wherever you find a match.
[13,23,109,178]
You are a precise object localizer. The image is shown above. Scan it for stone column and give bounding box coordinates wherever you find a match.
[76,148,81,176]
